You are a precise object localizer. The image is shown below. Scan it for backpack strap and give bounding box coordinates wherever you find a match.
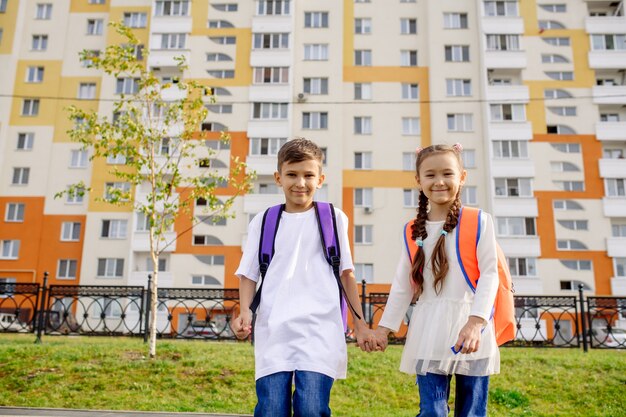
[314,202,361,326]
[249,204,284,314]
[456,206,481,293]
[404,221,418,263]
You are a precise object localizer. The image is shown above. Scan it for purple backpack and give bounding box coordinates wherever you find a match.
[249,202,360,331]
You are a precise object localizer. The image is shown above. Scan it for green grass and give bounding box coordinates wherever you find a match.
[0,334,624,416]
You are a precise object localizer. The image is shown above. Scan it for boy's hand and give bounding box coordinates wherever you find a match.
[233,309,253,340]
[452,315,486,354]
[354,323,382,353]
[372,326,390,352]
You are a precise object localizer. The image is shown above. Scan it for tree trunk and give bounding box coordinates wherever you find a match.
[149,254,159,359]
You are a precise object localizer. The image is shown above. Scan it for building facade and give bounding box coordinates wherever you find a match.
[1,0,625,297]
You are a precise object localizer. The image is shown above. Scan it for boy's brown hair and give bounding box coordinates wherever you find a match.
[276,137,324,172]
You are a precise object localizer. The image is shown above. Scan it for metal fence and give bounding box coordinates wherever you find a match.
[0,277,624,350]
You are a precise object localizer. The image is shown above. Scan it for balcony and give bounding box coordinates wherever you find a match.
[596,121,626,141]
[512,277,543,295]
[246,155,277,176]
[603,197,626,216]
[252,15,292,33]
[585,16,626,34]
[482,17,524,34]
[486,85,529,103]
[129,271,174,287]
[592,85,626,104]
[491,158,535,178]
[243,193,284,214]
[150,16,192,34]
[493,197,538,217]
[161,85,187,102]
[249,85,292,103]
[485,50,527,69]
[247,120,290,139]
[498,237,541,257]
[488,122,532,140]
[588,50,626,69]
[607,237,626,257]
[250,50,292,67]
[611,277,626,296]
[599,158,626,178]
[132,231,177,252]
[148,49,191,69]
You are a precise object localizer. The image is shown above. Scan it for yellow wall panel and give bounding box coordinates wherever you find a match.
[0,0,18,54]
[52,76,102,142]
[70,0,110,13]
[10,61,64,126]
[343,170,416,188]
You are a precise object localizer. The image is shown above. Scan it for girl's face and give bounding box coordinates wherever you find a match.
[416,152,466,214]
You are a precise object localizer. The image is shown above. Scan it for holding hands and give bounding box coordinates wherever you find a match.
[354,324,390,353]
[233,308,253,340]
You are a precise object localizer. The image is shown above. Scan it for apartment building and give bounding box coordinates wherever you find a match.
[0,0,625,298]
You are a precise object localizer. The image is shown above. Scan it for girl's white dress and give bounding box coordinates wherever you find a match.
[378,215,500,376]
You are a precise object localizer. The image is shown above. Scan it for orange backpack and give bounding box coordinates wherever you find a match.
[404,206,516,346]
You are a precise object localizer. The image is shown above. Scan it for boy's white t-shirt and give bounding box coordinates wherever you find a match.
[236,206,354,381]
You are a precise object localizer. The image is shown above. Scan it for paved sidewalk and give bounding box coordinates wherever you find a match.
[0,407,252,417]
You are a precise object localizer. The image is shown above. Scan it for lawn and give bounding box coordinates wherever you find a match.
[0,334,624,417]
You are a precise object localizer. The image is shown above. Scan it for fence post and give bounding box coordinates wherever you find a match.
[143,274,152,343]
[578,284,588,353]
[34,272,49,344]
[361,280,368,326]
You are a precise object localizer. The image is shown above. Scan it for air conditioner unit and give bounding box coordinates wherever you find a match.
[296,93,307,102]
[364,206,373,214]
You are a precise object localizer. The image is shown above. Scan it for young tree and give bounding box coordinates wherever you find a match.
[58,23,253,358]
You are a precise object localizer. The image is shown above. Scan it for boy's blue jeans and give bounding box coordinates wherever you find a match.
[254,370,334,417]
[416,373,489,417]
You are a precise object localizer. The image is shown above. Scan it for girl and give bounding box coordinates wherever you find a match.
[374,144,499,417]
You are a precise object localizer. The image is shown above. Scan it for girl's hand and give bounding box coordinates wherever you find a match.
[373,326,391,352]
[453,316,487,354]
[233,309,253,340]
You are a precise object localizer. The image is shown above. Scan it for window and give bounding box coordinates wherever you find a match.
[494,178,532,197]
[302,112,328,129]
[87,19,103,35]
[546,71,574,81]
[551,143,580,153]
[0,0,7,13]
[78,83,96,99]
[1,240,19,259]
[192,275,220,285]
[257,0,291,16]
[56,260,77,279]
[155,0,189,16]
[447,113,473,131]
[400,18,417,34]
[206,104,232,114]
[32,35,48,50]
[61,222,81,241]
[496,217,536,236]
[16,133,34,150]
[557,181,585,192]
[206,53,232,61]
[259,183,280,195]
[354,264,374,283]
[354,83,372,100]
[355,18,371,34]
[355,50,372,66]
[560,260,591,271]
[462,149,476,168]
[101,219,128,239]
[161,33,186,49]
[402,118,420,135]
[5,203,24,222]
[508,257,537,277]
[354,188,373,207]
[542,37,570,46]
[557,240,587,250]
[66,186,85,204]
[402,152,416,171]
[542,54,569,63]
[253,103,288,120]
[253,33,289,49]
[209,36,236,45]
[107,154,126,164]
[548,106,576,116]
[116,78,139,94]
[461,186,477,205]
[249,138,286,157]
[303,78,328,95]
[304,44,328,60]
[193,235,223,245]
[600,113,619,122]
[26,66,44,83]
[444,13,468,29]
[540,4,566,13]
[354,225,373,244]
[539,20,565,30]
[591,35,626,51]
[486,34,520,51]
[446,79,471,96]
[207,20,234,28]
[123,12,147,28]
[82,50,101,67]
[550,162,580,172]
[484,1,518,17]
[104,182,131,201]
[544,89,572,99]
[207,70,235,79]
[560,280,592,291]
[212,3,237,11]
[253,67,289,84]
[401,83,419,100]
[12,168,30,185]
[547,124,576,134]
[400,50,418,66]
[553,200,583,210]
[97,258,124,277]
[70,150,88,168]
[606,178,626,197]
[445,45,469,62]
[21,99,39,116]
[613,224,626,237]
[403,189,419,207]
[89,0,105,3]
[354,117,372,135]
[305,11,328,28]
[617,258,626,277]
[557,220,588,231]
[604,148,624,159]
[490,104,525,121]
[354,152,372,169]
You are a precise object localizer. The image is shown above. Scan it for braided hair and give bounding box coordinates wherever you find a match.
[409,144,464,295]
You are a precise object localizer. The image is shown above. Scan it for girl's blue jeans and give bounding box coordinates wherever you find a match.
[254,370,334,417]
[416,373,489,417]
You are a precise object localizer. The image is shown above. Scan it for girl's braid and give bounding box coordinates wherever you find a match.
[409,190,429,295]
[432,191,462,294]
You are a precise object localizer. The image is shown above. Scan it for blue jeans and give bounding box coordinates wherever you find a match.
[416,373,489,417]
[254,370,334,417]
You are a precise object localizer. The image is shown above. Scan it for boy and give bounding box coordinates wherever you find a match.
[233,138,376,417]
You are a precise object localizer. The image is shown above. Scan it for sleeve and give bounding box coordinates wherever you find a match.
[470,212,499,321]
[234,212,264,282]
[377,247,415,333]
[334,208,355,274]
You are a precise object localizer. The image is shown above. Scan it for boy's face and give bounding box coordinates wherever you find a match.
[274,159,325,212]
